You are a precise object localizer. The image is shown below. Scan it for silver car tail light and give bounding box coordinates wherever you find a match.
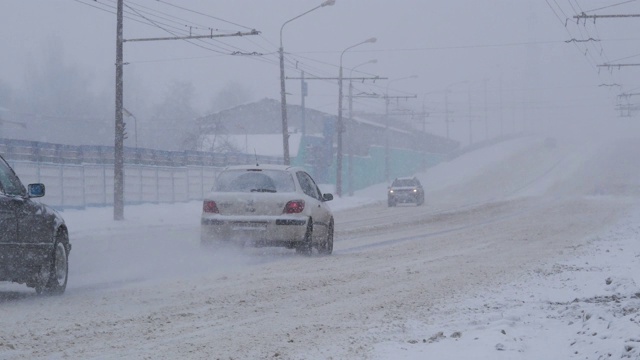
[283,200,305,214]
[203,200,219,213]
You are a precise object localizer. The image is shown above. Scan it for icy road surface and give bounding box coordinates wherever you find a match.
[1,135,639,359]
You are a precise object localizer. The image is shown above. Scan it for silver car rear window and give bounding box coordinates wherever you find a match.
[214,169,296,193]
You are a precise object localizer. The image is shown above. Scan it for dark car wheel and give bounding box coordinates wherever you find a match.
[388,198,396,207]
[37,231,69,295]
[318,219,334,255]
[296,220,313,256]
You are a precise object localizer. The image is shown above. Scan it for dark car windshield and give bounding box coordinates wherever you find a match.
[392,179,418,187]
[0,157,26,196]
[214,169,296,193]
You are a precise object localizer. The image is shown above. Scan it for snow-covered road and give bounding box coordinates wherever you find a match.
[1,135,639,359]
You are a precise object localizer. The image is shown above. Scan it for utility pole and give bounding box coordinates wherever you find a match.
[483,79,489,141]
[112,8,259,221]
[445,91,450,139]
[468,87,473,146]
[114,0,124,220]
[384,94,417,181]
[499,77,504,136]
[286,74,385,195]
[348,79,353,196]
[299,70,307,166]
[300,70,307,137]
[421,103,429,133]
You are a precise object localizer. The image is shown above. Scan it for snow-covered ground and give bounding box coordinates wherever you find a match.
[372,206,640,360]
[1,134,639,359]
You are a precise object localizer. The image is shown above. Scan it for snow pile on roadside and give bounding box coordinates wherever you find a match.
[325,136,540,210]
[371,206,640,359]
[418,136,539,194]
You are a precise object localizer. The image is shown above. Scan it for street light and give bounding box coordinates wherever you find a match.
[336,37,377,197]
[347,59,377,196]
[384,75,418,181]
[279,0,335,165]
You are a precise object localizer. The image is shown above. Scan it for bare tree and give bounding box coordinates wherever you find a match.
[147,80,200,151]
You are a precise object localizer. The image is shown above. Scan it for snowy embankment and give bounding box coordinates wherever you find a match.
[370,135,640,359]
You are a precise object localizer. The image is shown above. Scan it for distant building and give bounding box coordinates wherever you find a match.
[196,98,459,190]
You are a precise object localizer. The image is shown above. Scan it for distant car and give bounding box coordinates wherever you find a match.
[0,154,70,294]
[201,164,334,255]
[388,176,425,207]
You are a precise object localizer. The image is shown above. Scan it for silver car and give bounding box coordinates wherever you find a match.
[201,164,334,255]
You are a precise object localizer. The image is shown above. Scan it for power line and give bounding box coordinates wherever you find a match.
[154,0,255,31]
[73,0,268,57]
[584,0,638,13]
[110,0,215,31]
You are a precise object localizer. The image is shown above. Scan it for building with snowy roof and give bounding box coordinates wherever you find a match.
[196,98,458,192]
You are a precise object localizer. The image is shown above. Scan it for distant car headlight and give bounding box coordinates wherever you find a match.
[413,189,417,192]
[389,189,394,193]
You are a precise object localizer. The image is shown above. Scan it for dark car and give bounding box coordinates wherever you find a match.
[0,155,70,294]
[387,176,425,207]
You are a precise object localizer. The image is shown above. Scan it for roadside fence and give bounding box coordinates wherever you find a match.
[1,138,283,209]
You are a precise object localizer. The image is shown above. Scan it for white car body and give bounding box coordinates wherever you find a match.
[200,164,334,254]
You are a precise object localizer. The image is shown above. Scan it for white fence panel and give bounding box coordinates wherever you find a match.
[8,160,222,209]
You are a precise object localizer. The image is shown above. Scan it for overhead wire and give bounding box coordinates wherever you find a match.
[153,0,255,31]
[545,0,602,72]
[572,0,623,85]
[122,2,231,55]
[584,0,638,13]
[74,0,288,67]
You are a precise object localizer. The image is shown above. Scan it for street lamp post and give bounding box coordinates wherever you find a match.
[336,37,376,197]
[384,75,418,182]
[347,59,377,196]
[279,0,335,165]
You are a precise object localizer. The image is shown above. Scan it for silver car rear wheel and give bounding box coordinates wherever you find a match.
[318,219,333,255]
[296,220,313,256]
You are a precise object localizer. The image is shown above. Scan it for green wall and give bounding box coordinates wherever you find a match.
[293,138,447,194]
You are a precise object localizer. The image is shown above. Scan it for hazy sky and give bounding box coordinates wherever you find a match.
[2,0,640,144]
